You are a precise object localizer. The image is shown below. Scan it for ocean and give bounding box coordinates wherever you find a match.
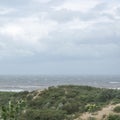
[0,75,120,92]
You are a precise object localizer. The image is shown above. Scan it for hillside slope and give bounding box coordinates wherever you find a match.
[0,85,120,120]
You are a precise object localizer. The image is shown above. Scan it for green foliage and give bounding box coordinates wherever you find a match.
[62,102,79,114]
[113,106,120,113]
[0,99,26,120]
[1,85,120,120]
[20,109,66,120]
[107,114,120,120]
[0,92,16,106]
[97,89,116,102]
[85,104,99,113]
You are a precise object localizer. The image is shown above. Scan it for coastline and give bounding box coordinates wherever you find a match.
[0,75,120,92]
[0,85,120,93]
[0,85,47,92]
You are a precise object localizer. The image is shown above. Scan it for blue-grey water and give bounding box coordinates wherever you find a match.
[0,75,120,92]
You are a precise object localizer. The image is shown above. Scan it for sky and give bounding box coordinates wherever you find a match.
[0,0,120,75]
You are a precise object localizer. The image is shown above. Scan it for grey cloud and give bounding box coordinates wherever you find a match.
[47,10,100,23]
[45,2,116,23]
[92,2,108,11]
[0,0,120,63]
[0,0,30,8]
[0,0,115,24]
[47,10,81,22]
[0,0,120,75]
[116,7,120,17]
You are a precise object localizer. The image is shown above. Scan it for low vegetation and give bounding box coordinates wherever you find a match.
[0,85,120,120]
[107,114,120,120]
[113,106,120,113]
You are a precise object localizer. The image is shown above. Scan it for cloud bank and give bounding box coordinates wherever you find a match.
[0,0,120,74]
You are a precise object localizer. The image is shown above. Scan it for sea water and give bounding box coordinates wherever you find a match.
[0,75,120,92]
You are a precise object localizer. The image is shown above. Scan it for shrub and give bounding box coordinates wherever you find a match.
[85,104,98,113]
[113,106,120,113]
[1,99,26,120]
[98,89,116,102]
[62,102,79,114]
[107,114,120,120]
[20,109,66,120]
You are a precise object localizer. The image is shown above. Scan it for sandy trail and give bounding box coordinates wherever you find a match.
[75,103,120,120]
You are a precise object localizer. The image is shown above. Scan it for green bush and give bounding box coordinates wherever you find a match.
[113,106,120,113]
[98,89,116,102]
[107,114,120,120]
[85,104,98,112]
[62,102,79,114]
[20,109,66,120]
[1,99,26,120]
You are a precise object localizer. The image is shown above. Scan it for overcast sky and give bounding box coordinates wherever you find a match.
[0,0,120,75]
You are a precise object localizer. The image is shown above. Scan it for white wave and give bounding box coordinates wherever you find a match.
[0,89,24,92]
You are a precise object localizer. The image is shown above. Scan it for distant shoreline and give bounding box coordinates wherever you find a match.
[0,75,120,92]
[1,85,120,92]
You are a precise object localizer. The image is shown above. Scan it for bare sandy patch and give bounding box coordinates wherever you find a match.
[75,103,120,120]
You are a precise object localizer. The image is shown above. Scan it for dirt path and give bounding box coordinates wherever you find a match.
[75,103,120,120]
[33,90,42,99]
